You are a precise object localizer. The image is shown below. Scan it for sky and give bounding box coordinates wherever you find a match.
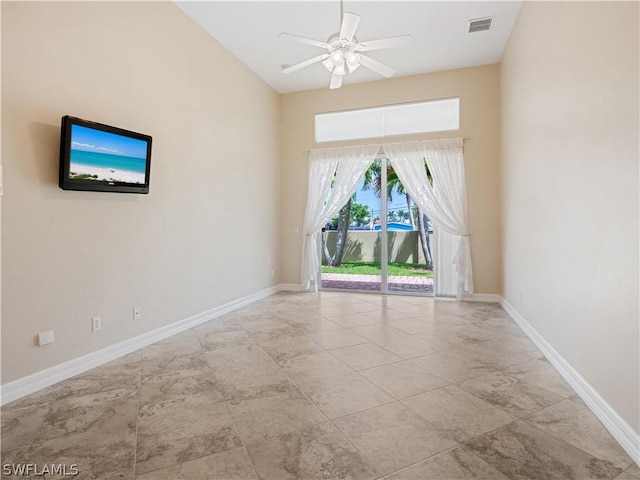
[353,176,411,219]
[70,124,148,159]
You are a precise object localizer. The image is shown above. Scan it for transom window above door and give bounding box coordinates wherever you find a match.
[314,98,460,143]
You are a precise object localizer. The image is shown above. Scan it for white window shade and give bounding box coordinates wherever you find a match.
[383,99,459,136]
[315,107,383,142]
[315,98,459,143]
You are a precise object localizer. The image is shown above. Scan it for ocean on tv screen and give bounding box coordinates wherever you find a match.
[69,124,147,184]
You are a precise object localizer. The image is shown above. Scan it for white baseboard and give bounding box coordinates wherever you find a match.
[278,283,303,292]
[499,296,640,466]
[0,284,283,406]
[462,293,500,303]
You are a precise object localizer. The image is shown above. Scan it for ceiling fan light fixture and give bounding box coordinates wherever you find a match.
[331,49,344,64]
[346,51,360,66]
[322,57,335,72]
[333,61,346,76]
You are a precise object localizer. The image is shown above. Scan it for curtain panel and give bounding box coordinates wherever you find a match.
[301,145,380,291]
[384,138,473,296]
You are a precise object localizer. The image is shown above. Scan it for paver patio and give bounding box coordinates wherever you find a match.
[321,273,434,294]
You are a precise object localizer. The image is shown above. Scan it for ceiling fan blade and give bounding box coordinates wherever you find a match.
[359,55,396,78]
[278,33,329,49]
[355,35,413,52]
[339,12,361,41]
[330,73,343,89]
[281,54,330,74]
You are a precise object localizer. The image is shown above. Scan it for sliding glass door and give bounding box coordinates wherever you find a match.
[320,159,433,295]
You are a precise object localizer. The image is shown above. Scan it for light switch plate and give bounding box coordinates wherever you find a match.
[38,330,54,346]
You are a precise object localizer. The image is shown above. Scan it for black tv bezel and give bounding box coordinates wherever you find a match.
[59,115,152,194]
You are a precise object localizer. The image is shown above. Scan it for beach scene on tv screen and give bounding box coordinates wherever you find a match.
[69,124,147,184]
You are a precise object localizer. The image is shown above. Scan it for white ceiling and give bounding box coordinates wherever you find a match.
[176,1,522,94]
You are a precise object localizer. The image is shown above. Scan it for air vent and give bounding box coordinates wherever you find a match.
[468,16,494,33]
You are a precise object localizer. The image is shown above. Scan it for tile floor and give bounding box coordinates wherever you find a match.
[1,291,637,479]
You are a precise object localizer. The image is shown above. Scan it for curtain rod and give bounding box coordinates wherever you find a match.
[304,138,471,154]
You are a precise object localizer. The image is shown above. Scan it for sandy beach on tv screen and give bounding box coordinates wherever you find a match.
[70,164,145,184]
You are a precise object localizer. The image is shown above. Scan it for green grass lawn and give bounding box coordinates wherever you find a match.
[321,262,433,277]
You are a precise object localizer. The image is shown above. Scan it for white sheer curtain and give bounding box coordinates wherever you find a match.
[301,145,380,291]
[384,138,473,297]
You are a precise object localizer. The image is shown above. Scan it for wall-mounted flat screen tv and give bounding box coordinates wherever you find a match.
[59,116,152,194]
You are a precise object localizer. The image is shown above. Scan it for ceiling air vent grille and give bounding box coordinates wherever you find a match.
[468,17,493,33]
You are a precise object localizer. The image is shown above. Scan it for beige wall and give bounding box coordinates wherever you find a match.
[280,65,501,293]
[500,2,639,432]
[1,2,280,383]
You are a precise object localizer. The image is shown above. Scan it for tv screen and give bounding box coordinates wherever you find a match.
[59,116,152,194]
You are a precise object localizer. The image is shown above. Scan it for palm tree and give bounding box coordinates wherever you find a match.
[323,193,354,267]
[363,161,433,269]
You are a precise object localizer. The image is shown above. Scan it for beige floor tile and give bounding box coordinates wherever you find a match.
[625,463,640,479]
[136,446,258,480]
[466,420,623,479]
[386,445,510,480]
[35,394,138,444]
[456,342,537,369]
[245,422,378,480]
[350,324,439,358]
[136,401,242,475]
[277,351,353,383]
[616,472,639,480]
[226,386,326,443]
[526,399,635,469]
[257,335,324,364]
[22,411,137,479]
[104,349,143,366]
[1,404,49,453]
[139,373,224,417]
[329,343,402,371]
[299,373,394,419]
[361,309,419,323]
[203,344,293,400]
[383,317,440,335]
[334,402,459,475]
[310,329,368,349]
[360,361,448,399]
[322,312,380,328]
[192,319,239,336]
[459,370,566,418]
[141,351,211,383]
[402,385,516,443]
[407,350,496,382]
[503,358,575,398]
[198,329,255,351]
[432,324,505,346]
[283,316,343,334]
[142,336,202,361]
[3,291,632,480]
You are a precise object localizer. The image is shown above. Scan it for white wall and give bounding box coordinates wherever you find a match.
[500,1,639,432]
[1,2,280,383]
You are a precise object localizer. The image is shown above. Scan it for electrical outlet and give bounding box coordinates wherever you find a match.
[92,316,102,332]
[133,306,142,321]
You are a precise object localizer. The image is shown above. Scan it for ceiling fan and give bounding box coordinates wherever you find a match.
[279,3,412,89]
